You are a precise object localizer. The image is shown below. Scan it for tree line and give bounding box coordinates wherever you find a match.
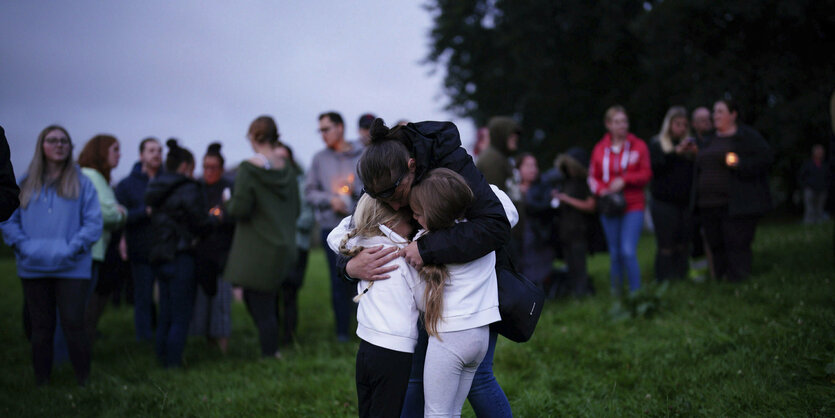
[424,0,835,211]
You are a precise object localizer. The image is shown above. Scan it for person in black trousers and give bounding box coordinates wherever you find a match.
[695,99,773,282]
[649,106,698,281]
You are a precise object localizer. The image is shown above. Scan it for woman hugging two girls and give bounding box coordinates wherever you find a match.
[330,167,506,417]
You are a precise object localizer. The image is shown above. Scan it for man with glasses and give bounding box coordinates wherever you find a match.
[305,111,364,342]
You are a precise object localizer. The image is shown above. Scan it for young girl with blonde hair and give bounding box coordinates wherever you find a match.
[327,194,421,417]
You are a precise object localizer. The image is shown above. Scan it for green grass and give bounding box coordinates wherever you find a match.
[0,221,833,416]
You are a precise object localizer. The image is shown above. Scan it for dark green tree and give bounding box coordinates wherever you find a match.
[425,0,835,210]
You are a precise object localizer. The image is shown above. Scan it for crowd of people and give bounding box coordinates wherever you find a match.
[0,97,829,416]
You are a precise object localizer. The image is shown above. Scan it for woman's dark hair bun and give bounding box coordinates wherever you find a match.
[369,118,390,143]
[166,138,180,150]
[207,142,222,154]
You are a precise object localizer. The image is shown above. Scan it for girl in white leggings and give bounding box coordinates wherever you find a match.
[409,168,505,417]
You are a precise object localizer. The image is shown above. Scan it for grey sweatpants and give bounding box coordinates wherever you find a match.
[423,325,490,417]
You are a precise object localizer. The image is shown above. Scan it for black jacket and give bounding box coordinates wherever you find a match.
[338,121,512,276]
[694,124,773,217]
[649,135,695,206]
[0,126,19,222]
[144,172,213,265]
[115,162,156,262]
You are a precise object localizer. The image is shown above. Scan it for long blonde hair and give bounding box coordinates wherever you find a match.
[338,194,410,257]
[657,106,691,153]
[408,168,473,338]
[19,125,80,208]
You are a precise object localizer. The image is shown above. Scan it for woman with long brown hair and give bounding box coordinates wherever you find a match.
[1,125,102,385]
[78,134,126,340]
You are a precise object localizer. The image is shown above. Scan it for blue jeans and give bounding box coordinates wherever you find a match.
[321,228,355,339]
[401,322,512,417]
[600,210,644,293]
[131,262,156,342]
[154,253,196,368]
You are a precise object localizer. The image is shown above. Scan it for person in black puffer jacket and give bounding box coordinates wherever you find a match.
[145,139,215,368]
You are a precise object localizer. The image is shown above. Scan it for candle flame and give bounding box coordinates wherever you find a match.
[339,185,350,194]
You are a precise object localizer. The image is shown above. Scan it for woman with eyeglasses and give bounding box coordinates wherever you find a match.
[223,116,299,359]
[330,118,514,417]
[1,125,102,386]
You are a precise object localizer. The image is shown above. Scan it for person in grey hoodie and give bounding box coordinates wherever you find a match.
[305,111,363,341]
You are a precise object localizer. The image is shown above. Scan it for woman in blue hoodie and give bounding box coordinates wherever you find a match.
[1,125,102,386]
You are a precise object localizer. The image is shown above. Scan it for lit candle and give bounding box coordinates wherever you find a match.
[725,152,739,167]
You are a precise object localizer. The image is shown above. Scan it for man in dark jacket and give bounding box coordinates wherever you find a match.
[115,137,162,342]
[0,126,19,222]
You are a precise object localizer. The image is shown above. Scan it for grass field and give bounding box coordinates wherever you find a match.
[0,221,833,417]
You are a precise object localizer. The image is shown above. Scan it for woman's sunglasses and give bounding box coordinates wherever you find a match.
[362,171,405,199]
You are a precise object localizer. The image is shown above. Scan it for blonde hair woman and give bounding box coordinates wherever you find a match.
[588,106,652,294]
[1,125,102,386]
[648,106,697,281]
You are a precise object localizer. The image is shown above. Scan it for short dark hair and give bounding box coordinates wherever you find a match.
[716,98,740,116]
[319,111,344,126]
[139,137,159,153]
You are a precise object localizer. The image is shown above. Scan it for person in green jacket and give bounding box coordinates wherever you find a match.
[224,115,299,358]
[78,135,127,341]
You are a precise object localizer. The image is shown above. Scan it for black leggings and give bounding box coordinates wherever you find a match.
[700,206,758,281]
[22,278,91,385]
[243,289,278,357]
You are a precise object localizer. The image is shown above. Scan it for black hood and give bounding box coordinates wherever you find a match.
[400,121,464,183]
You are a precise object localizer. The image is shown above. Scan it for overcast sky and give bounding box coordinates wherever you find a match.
[0,0,475,182]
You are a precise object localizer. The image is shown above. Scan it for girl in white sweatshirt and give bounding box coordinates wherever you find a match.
[408,168,503,417]
[330,194,421,417]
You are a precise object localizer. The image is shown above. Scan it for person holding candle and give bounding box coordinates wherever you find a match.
[305,111,363,342]
[189,142,235,353]
[695,99,773,282]
[145,139,216,368]
[588,105,653,294]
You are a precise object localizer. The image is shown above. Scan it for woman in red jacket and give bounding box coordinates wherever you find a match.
[589,106,652,293]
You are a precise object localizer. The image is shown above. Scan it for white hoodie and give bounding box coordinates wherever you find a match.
[327,221,421,353]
